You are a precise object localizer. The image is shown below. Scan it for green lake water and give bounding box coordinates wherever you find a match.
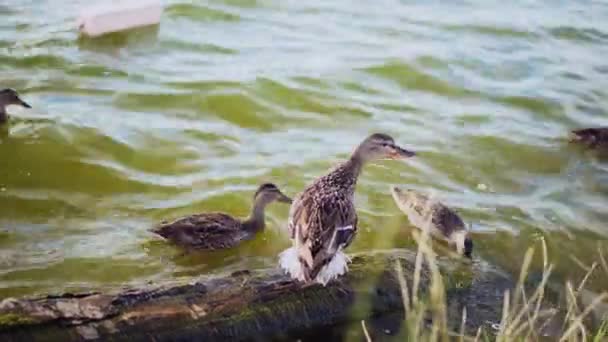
[1,0,607,311]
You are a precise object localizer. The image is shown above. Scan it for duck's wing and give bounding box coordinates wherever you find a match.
[291,191,358,282]
[287,193,302,239]
[153,213,244,249]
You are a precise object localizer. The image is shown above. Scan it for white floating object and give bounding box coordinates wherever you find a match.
[477,183,488,191]
[77,0,162,38]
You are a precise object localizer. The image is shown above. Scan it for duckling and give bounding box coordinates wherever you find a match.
[0,88,31,124]
[390,186,472,258]
[152,183,292,250]
[569,127,608,150]
[279,133,415,285]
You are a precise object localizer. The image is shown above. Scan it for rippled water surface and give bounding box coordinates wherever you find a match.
[1,0,608,300]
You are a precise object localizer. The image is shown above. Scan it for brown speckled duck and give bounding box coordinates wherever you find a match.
[152,183,292,250]
[391,186,473,258]
[569,127,608,150]
[0,88,31,124]
[279,133,415,285]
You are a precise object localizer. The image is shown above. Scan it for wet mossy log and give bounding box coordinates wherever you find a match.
[0,250,524,341]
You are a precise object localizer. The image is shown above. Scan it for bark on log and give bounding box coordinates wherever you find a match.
[0,250,550,341]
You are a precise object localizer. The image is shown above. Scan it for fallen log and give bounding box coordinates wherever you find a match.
[0,250,554,341]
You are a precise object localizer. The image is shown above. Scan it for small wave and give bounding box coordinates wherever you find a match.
[67,64,128,78]
[31,38,72,48]
[161,40,237,55]
[494,95,563,119]
[444,24,539,39]
[166,3,241,22]
[251,77,372,119]
[548,26,608,43]
[362,60,475,98]
[0,53,68,69]
[0,192,88,222]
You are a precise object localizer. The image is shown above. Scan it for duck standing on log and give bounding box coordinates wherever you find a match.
[152,183,292,250]
[0,88,31,124]
[279,133,416,285]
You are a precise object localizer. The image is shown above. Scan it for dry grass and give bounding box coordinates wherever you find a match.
[363,201,608,341]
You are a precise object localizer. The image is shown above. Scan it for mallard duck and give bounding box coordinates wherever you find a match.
[279,133,415,285]
[390,186,473,258]
[569,127,608,150]
[0,88,31,124]
[152,183,292,250]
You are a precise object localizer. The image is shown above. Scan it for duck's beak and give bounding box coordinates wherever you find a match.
[389,144,415,159]
[17,97,31,108]
[277,193,293,204]
[391,186,402,195]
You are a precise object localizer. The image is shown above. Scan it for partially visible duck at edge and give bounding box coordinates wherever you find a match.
[279,133,416,286]
[152,183,292,250]
[391,186,473,258]
[569,127,608,150]
[0,88,31,124]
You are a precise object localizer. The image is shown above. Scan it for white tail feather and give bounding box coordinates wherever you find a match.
[315,250,351,286]
[278,247,351,286]
[278,247,306,282]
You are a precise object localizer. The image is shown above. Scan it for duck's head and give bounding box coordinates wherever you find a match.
[569,128,607,147]
[355,133,415,163]
[253,183,292,205]
[0,88,31,110]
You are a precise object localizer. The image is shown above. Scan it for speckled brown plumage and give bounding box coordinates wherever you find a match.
[570,127,608,149]
[406,193,463,237]
[288,159,360,279]
[153,213,250,250]
[391,187,472,258]
[152,183,291,250]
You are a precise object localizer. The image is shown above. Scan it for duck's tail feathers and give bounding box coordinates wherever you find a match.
[315,251,351,286]
[278,247,351,286]
[279,247,307,282]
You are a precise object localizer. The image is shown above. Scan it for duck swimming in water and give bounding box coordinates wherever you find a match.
[569,127,608,150]
[0,88,31,124]
[391,186,473,258]
[279,133,415,285]
[152,183,292,250]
